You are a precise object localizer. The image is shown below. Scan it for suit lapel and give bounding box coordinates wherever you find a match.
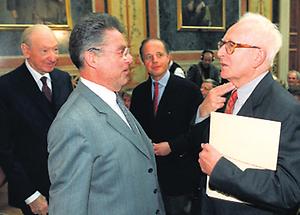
[15,63,55,120]
[77,81,151,159]
[238,72,273,117]
[144,78,156,119]
[50,70,60,108]
[156,74,175,116]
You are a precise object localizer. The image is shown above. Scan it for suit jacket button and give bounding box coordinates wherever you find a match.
[153,188,158,194]
[148,168,153,173]
[156,209,160,214]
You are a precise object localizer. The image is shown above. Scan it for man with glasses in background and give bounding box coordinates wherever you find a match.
[193,12,300,215]
[47,14,165,215]
[130,38,203,215]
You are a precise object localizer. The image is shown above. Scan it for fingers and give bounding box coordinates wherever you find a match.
[213,82,236,97]
[29,195,48,215]
[199,82,235,117]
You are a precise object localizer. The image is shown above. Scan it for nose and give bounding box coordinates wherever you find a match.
[217,45,226,59]
[48,50,59,62]
[126,53,133,64]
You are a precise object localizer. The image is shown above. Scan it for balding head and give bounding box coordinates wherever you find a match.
[20,24,59,74]
[21,24,57,47]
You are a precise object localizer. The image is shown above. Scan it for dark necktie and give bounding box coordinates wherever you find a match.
[225,89,238,114]
[153,81,159,114]
[116,94,138,133]
[40,77,52,102]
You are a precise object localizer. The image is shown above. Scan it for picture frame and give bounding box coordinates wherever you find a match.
[177,0,226,31]
[0,0,72,30]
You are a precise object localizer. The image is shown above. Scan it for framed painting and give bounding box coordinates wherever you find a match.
[0,0,72,30]
[177,0,226,30]
[248,0,272,20]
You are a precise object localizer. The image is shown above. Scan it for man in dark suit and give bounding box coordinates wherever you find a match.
[195,12,300,215]
[186,49,220,87]
[130,38,203,215]
[0,24,73,215]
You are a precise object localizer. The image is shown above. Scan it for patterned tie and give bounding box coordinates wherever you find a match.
[116,94,138,133]
[40,77,52,102]
[225,89,238,114]
[153,81,159,114]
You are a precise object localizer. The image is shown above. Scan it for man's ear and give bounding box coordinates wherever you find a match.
[21,43,30,58]
[253,48,266,68]
[83,51,97,69]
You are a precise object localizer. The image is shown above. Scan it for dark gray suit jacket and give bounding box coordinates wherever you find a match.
[197,72,300,215]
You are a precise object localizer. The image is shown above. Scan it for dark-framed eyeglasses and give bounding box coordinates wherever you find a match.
[217,40,260,55]
[88,47,130,60]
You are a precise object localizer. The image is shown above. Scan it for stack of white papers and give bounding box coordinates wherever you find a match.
[206,112,281,203]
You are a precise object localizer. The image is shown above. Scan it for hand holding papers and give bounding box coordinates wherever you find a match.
[206,112,281,202]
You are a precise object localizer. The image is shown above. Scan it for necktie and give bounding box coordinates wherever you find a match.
[153,81,159,114]
[116,94,138,133]
[40,77,52,102]
[225,89,238,114]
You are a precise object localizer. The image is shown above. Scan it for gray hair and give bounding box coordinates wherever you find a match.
[237,12,282,66]
[288,70,300,80]
[69,13,124,69]
[203,78,219,87]
[21,24,54,46]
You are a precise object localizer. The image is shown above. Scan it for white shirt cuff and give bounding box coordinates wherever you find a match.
[195,106,209,124]
[25,191,41,204]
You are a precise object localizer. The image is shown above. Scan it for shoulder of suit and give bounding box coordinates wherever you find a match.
[0,64,24,84]
[169,74,199,91]
[51,68,71,77]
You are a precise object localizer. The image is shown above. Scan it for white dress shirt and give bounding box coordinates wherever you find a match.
[26,60,52,91]
[81,78,131,128]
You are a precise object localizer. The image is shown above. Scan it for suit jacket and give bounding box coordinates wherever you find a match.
[48,81,165,215]
[186,62,220,87]
[195,72,300,215]
[130,74,203,195]
[0,63,73,208]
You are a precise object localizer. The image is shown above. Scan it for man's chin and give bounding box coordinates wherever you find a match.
[43,67,55,73]
[220,70,229,79]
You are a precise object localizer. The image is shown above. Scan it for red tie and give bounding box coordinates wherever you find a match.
[225,90,238,114]
[153,81,159,114]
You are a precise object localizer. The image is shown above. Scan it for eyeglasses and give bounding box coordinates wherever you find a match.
[143,52,166,62]
[217,40,260,55]
[88,47,130,60]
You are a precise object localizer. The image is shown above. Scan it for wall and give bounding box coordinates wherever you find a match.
[0,0,291,85]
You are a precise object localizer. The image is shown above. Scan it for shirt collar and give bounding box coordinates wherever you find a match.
[80,77,117,107]
[234,72,268,114]
[26,59,51,83]
[151,70,170,87]
[237,72,268,98]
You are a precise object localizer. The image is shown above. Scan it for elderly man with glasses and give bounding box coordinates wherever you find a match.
[192,12,300,215]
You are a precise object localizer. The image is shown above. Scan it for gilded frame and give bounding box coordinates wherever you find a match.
[177,0,226,31]
[0,0,73,30]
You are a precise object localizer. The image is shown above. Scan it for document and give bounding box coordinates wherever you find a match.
[206,112,281,203]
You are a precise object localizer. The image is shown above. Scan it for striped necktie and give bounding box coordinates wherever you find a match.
[225,89,238,114]
[40,77,52,102]
[116,94,138,133]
